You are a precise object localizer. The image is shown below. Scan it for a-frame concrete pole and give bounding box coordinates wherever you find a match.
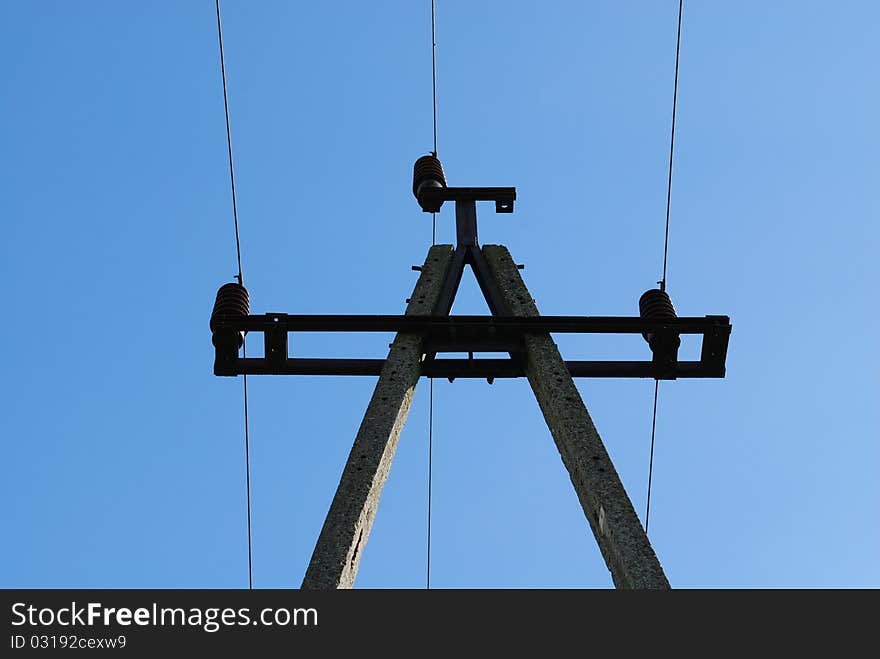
[301,245,453,589]
[483,245,670,589]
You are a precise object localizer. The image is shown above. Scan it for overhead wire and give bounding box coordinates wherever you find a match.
[645,381,660,534]
[431,0,438,158]
[426,0,438,590]
[661,0,683,292]
[646,0,684,534]
[427,379,434,589]
[215,0,254,589]
[431,0,439,246]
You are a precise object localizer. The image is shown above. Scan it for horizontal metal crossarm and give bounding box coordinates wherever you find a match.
[231,358,721,379]
[211,314,731,379]
[212,313,729,334]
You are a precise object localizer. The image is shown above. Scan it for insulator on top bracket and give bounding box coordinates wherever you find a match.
[413,154,447,207]
[412,153,516,215]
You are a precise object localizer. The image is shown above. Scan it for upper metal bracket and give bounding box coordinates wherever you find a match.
[416,186,516,215]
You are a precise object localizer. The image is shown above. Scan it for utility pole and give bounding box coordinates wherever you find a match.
[302,245,453,589]
[482,245,667,588]
[210,155,731,589]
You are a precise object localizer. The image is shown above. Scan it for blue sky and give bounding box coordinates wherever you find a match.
[1,1,877,588]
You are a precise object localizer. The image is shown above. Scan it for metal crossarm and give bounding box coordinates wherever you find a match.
[212,314,731,380]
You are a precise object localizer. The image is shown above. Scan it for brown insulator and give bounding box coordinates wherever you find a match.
[639,288,681,354]
[412,153,447,209]
[210,282,249,350]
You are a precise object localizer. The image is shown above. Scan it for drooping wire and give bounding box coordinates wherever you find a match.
[646,0,684,534]
[215,0,254,590]
[426,0,438,590]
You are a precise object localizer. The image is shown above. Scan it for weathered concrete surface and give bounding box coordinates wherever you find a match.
[301,245,454,589]
[483,245,670,589]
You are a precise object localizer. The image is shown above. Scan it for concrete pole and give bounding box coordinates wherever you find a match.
[301,245,454,589]
[483,245,670,589]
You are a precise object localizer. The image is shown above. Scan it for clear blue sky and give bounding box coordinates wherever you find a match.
[2,1,877,588]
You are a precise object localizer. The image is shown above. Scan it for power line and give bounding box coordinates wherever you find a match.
[215,0,244,285]
[426,379,434,589]
[647,0,684,534]
[431,0,438,156]
[241,358,253,587]
[645,381,659,533]
[661,0,683,292]
[426,0,439,590]
[431,0,438,244]
[215,0,254,590]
